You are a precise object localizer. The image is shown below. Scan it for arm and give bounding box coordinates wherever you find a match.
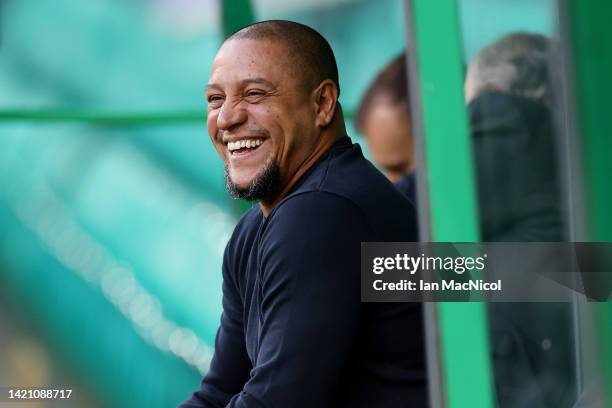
[179,245,252,408]
[227,192,368,408]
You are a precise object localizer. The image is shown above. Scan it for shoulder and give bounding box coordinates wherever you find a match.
[318,143,417,240]
[260,192,367,282]
[273,190,367,224]
[265,191,371,242]
[278,139,417,241]
[320,141,411,209]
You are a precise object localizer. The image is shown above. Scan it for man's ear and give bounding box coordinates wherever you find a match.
[312,79,339,128]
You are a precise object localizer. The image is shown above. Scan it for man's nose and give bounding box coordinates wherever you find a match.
[217,100,247,130]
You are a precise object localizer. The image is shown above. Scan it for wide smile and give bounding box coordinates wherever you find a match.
[227,138,266,158]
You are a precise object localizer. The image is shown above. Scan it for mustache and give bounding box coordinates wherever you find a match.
[218,128,270,142]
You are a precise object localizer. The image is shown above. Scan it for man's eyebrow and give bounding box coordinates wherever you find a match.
[239,78,275,88]
[205,78,275,92]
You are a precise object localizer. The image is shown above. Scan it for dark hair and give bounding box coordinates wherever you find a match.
[228,20,340,95]
[355,53,409,132]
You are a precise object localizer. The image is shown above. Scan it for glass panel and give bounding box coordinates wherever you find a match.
[561,0,612,404]
[458,1,578,407]
[404,0,494,406]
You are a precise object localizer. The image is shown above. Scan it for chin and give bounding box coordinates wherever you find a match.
[224,160,281,202]
[228,169,257,189]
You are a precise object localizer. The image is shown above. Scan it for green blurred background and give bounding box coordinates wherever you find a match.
[0,0,552,406]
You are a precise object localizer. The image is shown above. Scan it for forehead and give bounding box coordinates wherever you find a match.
[209,39,294,86]
[367,98,409,121]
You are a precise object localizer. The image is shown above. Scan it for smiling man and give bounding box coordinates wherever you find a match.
[179,20,426,408]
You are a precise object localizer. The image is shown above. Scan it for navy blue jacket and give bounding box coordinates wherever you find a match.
[180,137,426,407]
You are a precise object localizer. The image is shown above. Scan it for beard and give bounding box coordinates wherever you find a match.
[224,158,281,202]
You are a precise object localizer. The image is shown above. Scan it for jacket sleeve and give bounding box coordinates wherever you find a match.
[178,243,252,408]
[225,192,368,408]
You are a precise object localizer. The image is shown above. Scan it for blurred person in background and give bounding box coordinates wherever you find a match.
[466,33,576,408]
[466,32,563,242]
[465,33,555,108]
[353,39,569,407]
[180,20,426,408]
[355,53,416,203]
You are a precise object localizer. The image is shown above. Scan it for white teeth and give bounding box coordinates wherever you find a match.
[227,139,263,152]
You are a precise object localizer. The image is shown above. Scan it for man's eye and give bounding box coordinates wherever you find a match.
[207,95,224,103]
[246,90,265,98]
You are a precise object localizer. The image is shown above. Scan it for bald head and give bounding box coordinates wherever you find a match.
[227,20,340,96]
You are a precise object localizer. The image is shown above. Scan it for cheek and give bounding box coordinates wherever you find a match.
[251,107,284,146]
[207,111,218,138]
[207,112,225,158]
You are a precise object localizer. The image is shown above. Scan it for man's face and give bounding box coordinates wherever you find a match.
[206,39,319,199]
[362,101,414,183]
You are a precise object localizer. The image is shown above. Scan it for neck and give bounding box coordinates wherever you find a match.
[259,130,345,217]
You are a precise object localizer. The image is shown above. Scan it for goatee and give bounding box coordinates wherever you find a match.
[225,159,281,201]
